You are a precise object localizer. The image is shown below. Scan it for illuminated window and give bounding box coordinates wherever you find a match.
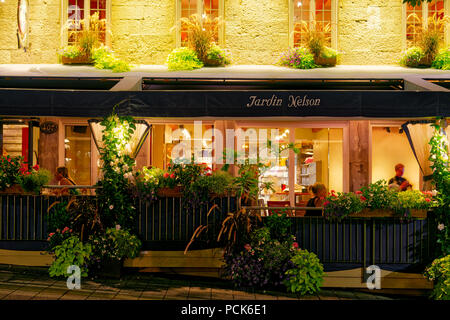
[405,0,447,48]
[291,0,336,48]
[64,0,110,46]
[177,0,223,47]
[64,125,92,186]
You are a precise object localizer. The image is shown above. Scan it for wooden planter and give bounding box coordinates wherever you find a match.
[349,208,427,218]
[314,56,337,66]
[61,54,93,65]
[157,186,183,197]
[0,184,36,195]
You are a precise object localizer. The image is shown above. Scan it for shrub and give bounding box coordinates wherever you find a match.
[205,44,231,67]
[279,47,316,69]
[424,255,450,300]
[432,48,450,70]
[47,201,71,233]
[400,47,425,67]
[59,45,85,59]
[135,166,164,201]
[0,155,22,190]
[47,227,74,252]
[321,46,338,59]
[166,47,203,71]
[90,226,141,262]
[91,45,131,73]
[265,212,292,242]
[323,191,365,220]
[16,166,51,194]
[358,180,397,210]
[420,29,440,65]
[392,189,437,210]
[49,236,92,278]
[284,249,324,295]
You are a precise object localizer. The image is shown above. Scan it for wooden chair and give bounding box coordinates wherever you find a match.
[267,201,292,216]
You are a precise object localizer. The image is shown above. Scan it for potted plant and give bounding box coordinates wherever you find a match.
[60,45,92,65]
[90,226,142,279]
[0,155,23,194]
[204,43,231,67]
[297,20,337,66]
[16,164,51,195]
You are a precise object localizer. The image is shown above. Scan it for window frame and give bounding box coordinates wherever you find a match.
[402,0,449,50]
[60,0,112,48]
[175,0,225,48]
[288,0,338,49]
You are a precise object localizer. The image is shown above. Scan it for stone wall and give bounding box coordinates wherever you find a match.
[0,1,422,65]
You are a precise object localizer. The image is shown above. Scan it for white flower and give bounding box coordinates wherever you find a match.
[432,190,438,197]
[109,205,114,210]
[438,224,445,231]
[115,225,121,230]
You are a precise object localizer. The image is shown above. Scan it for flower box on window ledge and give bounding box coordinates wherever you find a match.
[157,186,183,197]
[0,184,37,196]
[61,54,93,65]
[349,208,427,218]
[314,56,337,67]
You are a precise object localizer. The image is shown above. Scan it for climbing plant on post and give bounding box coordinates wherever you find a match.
[96,112,137,230]
[429,120,449,257]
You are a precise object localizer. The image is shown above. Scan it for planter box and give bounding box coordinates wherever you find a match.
[349,208,427,218]
[157,186,183,197]
[204,58,225,67]
[61,54,93,65]
[0,184,36,195]
[98,259,123,279]
[314,56,337,66]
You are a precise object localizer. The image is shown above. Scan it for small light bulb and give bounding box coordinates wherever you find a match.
[297,2,302,7]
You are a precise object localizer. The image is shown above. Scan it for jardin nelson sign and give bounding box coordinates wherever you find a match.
[246,94,321,108]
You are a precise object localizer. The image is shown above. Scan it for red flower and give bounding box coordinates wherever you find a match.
[62,227,69,234]
[355,191,363,195]
[205,167,212,171]
[170,173,175,179]
[32,164,39,171]
[425,198,431,202]
[323,201,330,206]
[206,172,212,176]
[244,244,252,251]
[49,233,55,237]
[163,172,170,178]
[360,196,367,201]
[292,242,299,248]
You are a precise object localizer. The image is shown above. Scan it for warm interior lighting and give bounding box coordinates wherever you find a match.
[88,119,151,159]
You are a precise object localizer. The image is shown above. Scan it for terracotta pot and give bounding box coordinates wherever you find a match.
[61,54,93,65]
[204,58,224,67]
[314,56,337,66]
[0,184,36,195]
[157,186,183,197]
[418,56,433,67]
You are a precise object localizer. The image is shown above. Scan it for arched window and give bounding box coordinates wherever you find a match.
[290,0,337,49]
[61,0,111,47]
[176,0,224,47]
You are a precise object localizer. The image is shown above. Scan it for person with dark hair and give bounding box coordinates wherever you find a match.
[305,182,327,217]
[388,163,411,191]
[54,166,77,195]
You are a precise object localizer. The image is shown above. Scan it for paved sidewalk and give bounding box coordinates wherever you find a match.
[0,267,402,301]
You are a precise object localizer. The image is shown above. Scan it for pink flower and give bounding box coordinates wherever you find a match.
[323,201,330,206]
[62,227,69,234]
[292,242,299,248]
[425,198,431,202]
[170,173,175,179]
[49,233,55,238]
[244,244,252,251]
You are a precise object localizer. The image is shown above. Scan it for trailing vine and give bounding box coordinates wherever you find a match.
[429,120,449,256]
[96,111,137,230]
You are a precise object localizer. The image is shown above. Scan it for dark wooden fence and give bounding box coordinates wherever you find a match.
[0,194,437,271]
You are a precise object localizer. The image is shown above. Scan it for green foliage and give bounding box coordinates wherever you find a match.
[0,155,22,190]
[59,45,85,59]
[393,190,437,210]
[91,45,131,73]
[96,112,137,230]
[359,180,398,209]
[424,255,450,300]
[323,191,365,220]
[16,168,51,194]
[49,236,92,278]
[432,48,450,70]
[429,122,450,256]
[205,44,231,67]
[284,249,324,295]
[90,227,141,261]
[134,166,164,201]
[279,47,316,69]
[166,47,203,71]
[265,212,292,242]
[400,47,425,67]
[47,227,74,252]
[402,0,433,8]
[320,46,338,59]
[47,201,71,233]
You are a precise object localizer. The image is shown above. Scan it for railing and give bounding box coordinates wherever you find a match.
[0,195,438,271]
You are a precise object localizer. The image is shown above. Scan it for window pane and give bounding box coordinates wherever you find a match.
[90,0,98,9]
[99,0,106,10]
[65,125,91,186]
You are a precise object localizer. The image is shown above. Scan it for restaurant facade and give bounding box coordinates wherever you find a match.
[0,0,449,290]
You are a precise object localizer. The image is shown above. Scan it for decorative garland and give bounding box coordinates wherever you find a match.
[429,120,449,256]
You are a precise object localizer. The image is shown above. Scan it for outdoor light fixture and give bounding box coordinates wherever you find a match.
[88,119,151,159]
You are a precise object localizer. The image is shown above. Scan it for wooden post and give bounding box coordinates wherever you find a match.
[349,121,370,192]
[38,118,59,184]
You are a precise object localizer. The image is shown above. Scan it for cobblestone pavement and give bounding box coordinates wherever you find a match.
[0,267,411,301]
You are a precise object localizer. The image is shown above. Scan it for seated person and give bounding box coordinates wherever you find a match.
[388,163,412,192]
[53,166,78,196]
[305,183,327,217]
